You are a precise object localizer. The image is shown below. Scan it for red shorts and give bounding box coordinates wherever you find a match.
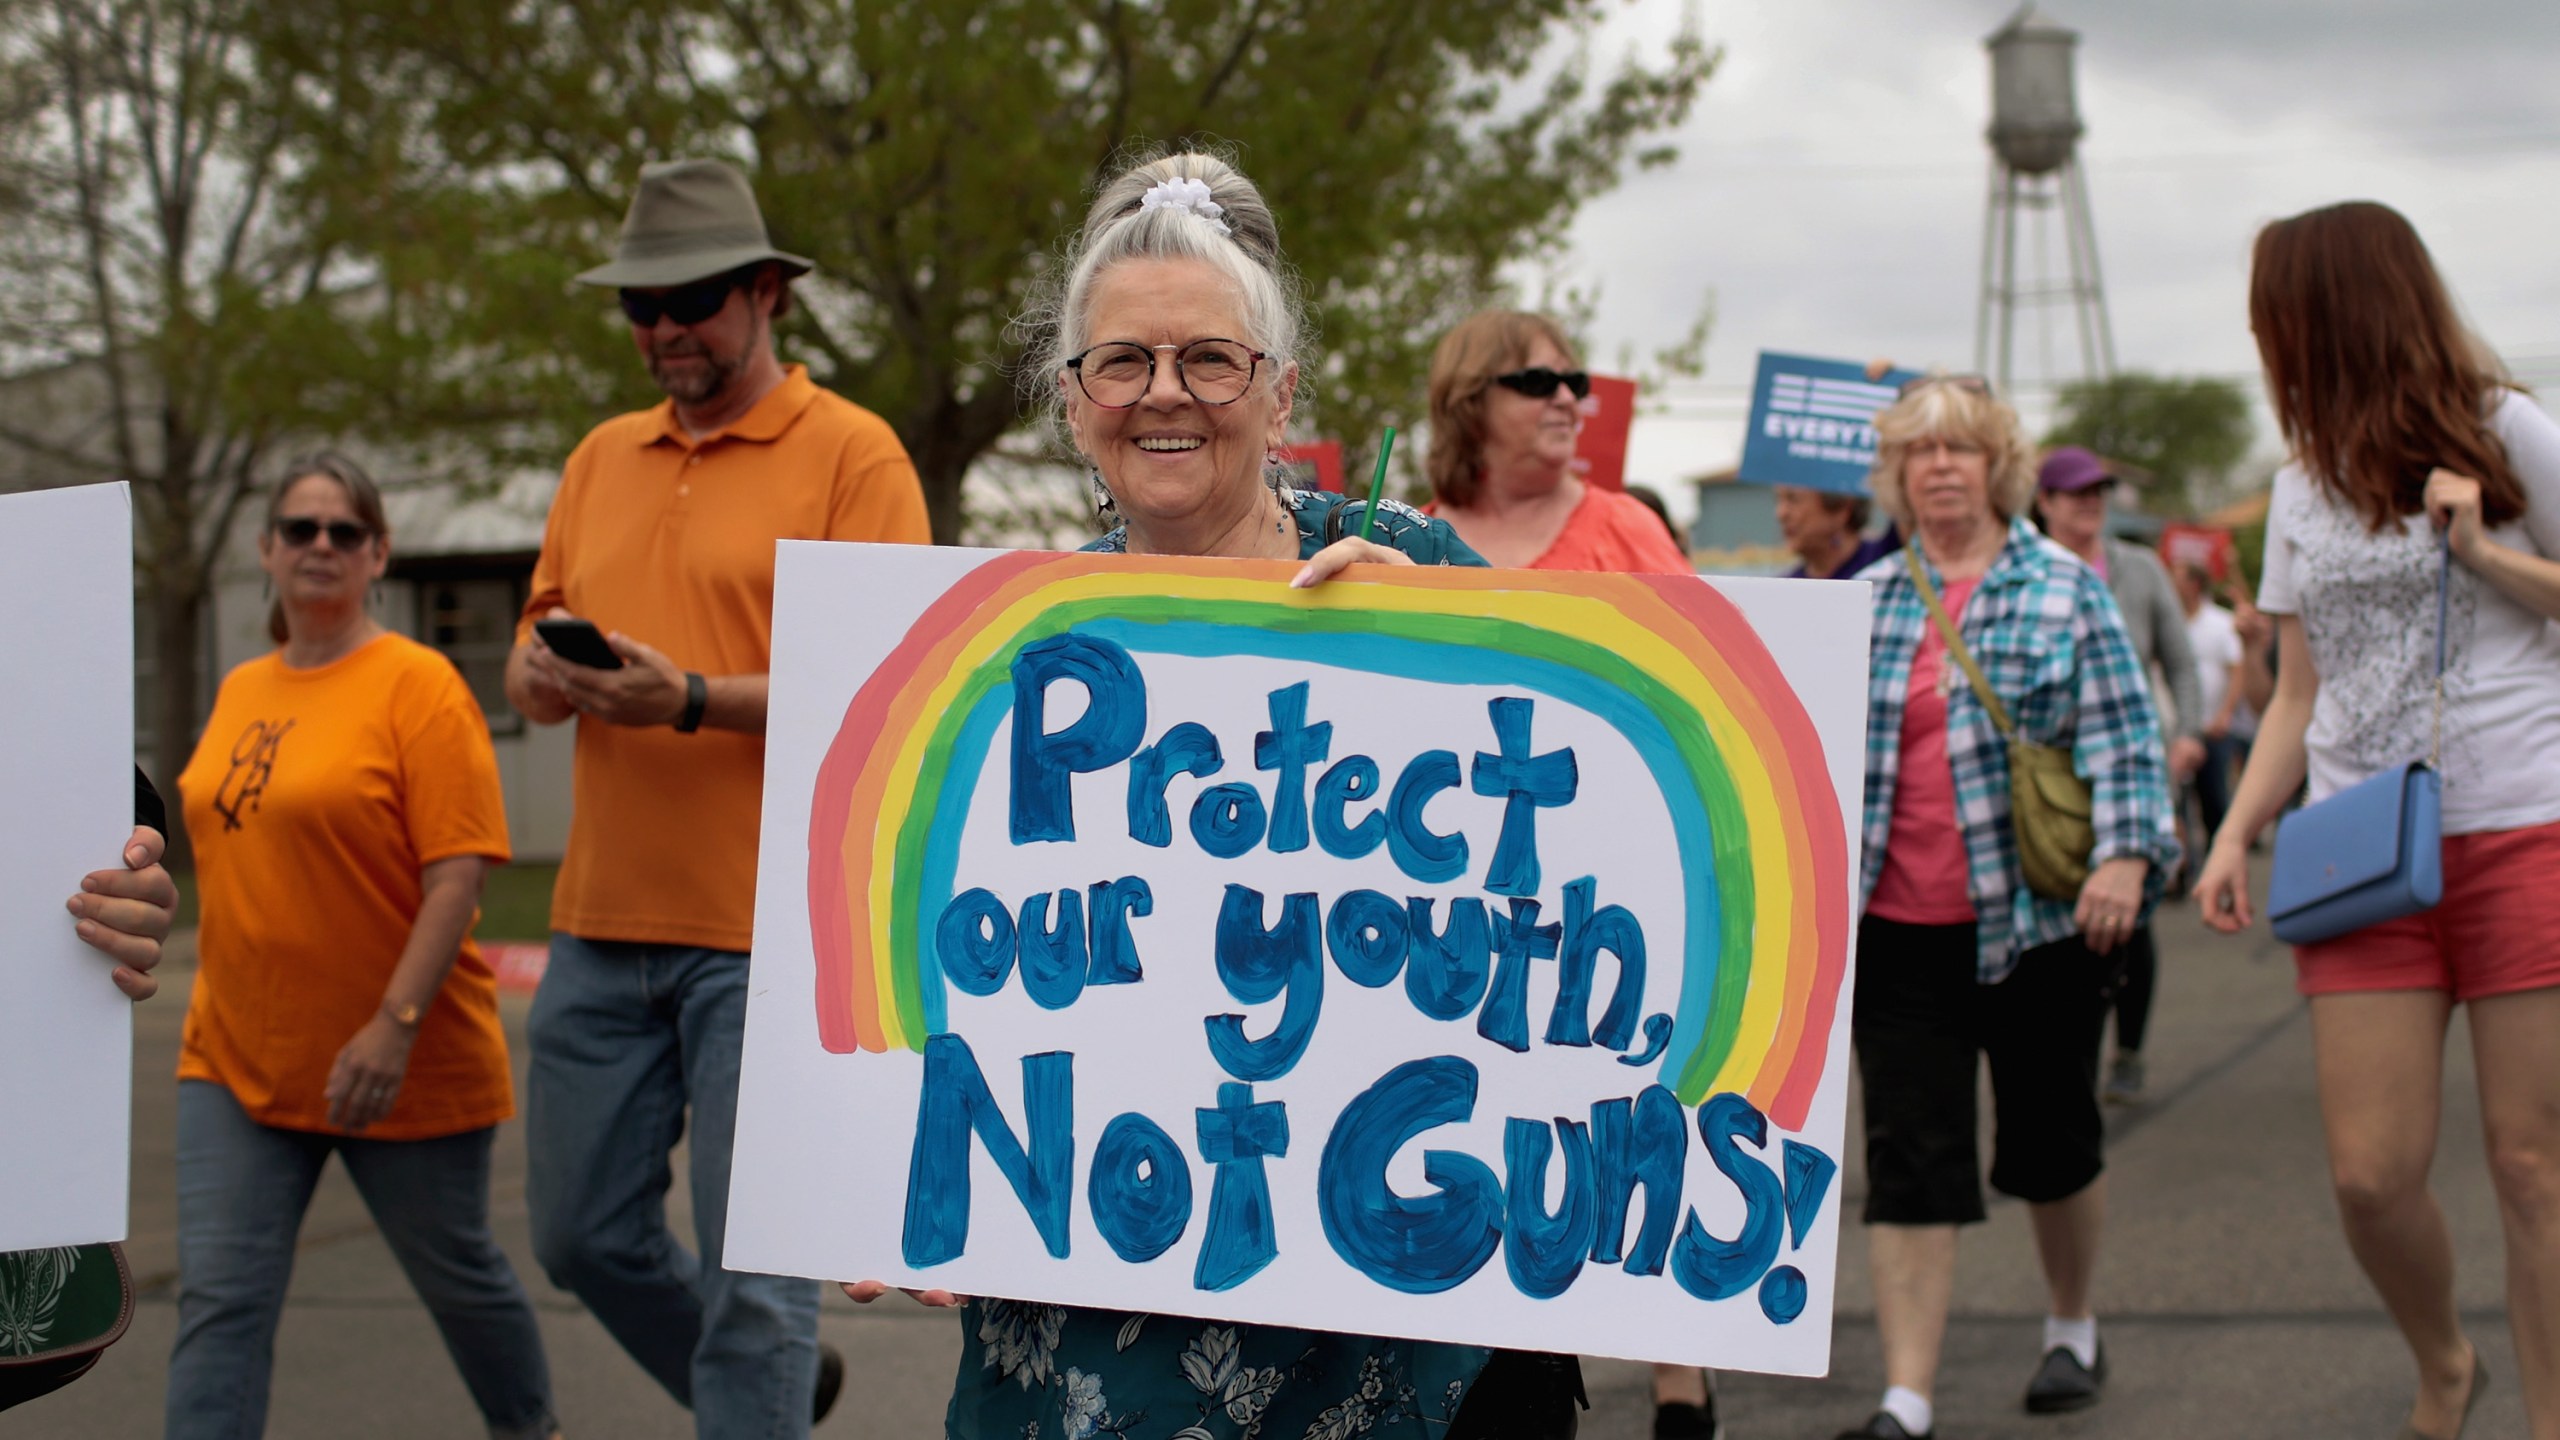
[2294,818,2560,1001]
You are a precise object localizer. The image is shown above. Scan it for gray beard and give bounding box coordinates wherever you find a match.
[649,346,745,405]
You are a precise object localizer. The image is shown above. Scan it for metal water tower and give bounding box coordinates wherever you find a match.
[1975,3,2115,391]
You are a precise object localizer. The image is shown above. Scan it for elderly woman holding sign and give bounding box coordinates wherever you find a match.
[1831,377,2177,1440]
[846,152,1600,1439]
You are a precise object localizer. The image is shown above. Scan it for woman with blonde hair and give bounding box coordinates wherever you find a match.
[2197,200,2560,1440]
[1422,310,1689,573]
[1830,377,2177,1440]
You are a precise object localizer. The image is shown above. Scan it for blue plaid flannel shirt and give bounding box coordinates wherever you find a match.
[1855,519,2182,982]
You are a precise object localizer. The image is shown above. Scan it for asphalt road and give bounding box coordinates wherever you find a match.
[5,891,2529,1439]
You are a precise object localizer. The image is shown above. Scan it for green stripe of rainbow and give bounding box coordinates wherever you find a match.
[806,552,1850,1129]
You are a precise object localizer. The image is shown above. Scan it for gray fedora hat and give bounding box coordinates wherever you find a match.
[574,158,815,288]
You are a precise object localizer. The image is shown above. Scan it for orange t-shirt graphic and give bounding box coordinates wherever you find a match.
[176,634,515,1138]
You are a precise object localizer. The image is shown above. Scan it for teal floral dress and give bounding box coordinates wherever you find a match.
[942,489,1491,1440]
[950,1302,1487,1439]
[1082,487,1481,571]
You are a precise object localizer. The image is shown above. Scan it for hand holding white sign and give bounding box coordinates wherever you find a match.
[729,543,1872,1376]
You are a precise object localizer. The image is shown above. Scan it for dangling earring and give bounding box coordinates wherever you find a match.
[1089,468,1116,522]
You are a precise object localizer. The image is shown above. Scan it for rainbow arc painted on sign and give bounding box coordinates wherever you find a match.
[806,552,1851,1130]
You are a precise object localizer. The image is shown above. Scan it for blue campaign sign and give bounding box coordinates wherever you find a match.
[1735,352,1920,495]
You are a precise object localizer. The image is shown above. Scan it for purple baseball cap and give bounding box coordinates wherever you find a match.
[2038,445,2113,493]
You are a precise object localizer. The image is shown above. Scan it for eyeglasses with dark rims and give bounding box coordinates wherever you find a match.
[1066,339,1268,408]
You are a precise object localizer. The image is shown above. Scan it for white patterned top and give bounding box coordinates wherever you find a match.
[2258,390,2560,834]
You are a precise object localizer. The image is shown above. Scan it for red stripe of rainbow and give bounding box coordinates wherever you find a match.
[805,552,1849,1129]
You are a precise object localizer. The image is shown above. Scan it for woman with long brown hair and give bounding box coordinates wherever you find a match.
[2196,201,2560,1440]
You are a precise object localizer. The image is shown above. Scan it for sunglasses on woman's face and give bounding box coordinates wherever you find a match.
[617,271,746,328]
[273,516,372,549]
[1491,367,1592,401]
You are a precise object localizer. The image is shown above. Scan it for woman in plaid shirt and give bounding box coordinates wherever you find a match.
[1829,377,2179,1440]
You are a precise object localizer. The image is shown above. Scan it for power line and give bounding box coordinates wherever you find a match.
[1675,126,2560,182]
[1637,351,2560,406]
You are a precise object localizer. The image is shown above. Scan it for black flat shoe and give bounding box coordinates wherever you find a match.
[813,1340,846,1425]
[2023,1341,2106,1414]
[1654,1397,1723,1440]
[1835,1411,1930,1439]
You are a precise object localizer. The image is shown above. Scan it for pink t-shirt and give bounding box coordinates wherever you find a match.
[1432,487,1692,575]
[1534,487,1692,574]
[1870,577,1980,925]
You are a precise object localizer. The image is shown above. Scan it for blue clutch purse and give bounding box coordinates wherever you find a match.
[2265,536,2451,946]
[2267,762,2443,944]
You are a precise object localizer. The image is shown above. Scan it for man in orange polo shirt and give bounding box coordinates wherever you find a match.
[502,158,929,1440]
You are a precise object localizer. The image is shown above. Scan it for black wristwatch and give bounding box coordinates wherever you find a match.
[674,671,709,733]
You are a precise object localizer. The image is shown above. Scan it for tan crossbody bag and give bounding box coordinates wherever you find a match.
[1904,548,2095,901]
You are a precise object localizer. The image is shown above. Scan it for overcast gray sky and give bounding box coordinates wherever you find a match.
[1559,1,2560,508]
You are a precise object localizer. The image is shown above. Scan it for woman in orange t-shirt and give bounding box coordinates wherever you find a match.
[1422,309,1692,575]
[168,455,558,1440]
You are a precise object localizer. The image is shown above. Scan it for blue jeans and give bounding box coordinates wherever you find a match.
[2192,733,2248,842]
[166,1081,556,1440]
[524,936,818,1440]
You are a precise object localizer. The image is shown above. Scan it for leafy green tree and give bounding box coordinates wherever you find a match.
[2042,371,2254,514]
[0,0,616,797]
[0,0,407,796]
[290,0,1717,541]
[1,0,1713,804]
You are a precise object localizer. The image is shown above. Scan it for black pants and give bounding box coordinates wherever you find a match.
[1447,1350,1585,1438]
[0,1352,103,1412]
[2110,923,2158,1054]
[1853,916,2114,1223]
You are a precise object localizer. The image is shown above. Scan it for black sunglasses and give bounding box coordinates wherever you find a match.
[1491,367,1591,401]
[617,270,748,328]
[273,515,372,549]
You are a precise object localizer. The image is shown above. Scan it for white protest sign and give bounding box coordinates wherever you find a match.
[0,482,135,1250]
[730,544,1869,1374]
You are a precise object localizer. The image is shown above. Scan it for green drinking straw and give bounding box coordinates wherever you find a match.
[1357,426,1398,542]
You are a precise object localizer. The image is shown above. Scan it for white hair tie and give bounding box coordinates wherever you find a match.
[1137,176,1231,236]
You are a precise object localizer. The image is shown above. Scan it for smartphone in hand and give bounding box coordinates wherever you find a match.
[533,616,626,670]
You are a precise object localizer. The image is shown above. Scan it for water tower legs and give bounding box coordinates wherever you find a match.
[2061,158,2117,379]
[1974,155,2114,393]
